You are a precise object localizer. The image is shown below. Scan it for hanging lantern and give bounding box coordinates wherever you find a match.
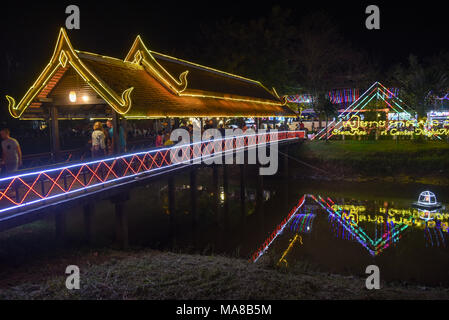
[69,91,77,103]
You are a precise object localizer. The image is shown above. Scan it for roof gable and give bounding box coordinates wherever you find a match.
[6,29,293,119]
[124,35,283,104]
[6,28,133,118]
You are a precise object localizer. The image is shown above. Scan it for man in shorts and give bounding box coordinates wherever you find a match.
[1,128,22,174]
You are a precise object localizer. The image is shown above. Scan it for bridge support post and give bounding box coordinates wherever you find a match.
[282,145,290,213]
[190,168,197,227]
[223,164,229,228]
[83,203,94,244]
[50,105,60,163]
[256,167,265,238]
[54,211,66,243]
[168,176,176,242]
[283,145,289,179]
[256,170,264,217]
[112,193,130,249]
[240,164,246,222]
[112,112,120,154]
[212,165,219,220]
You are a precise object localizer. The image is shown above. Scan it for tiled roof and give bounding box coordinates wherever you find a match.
[78,52,293,118]
[151,52,279,103]
[7,29,295,119]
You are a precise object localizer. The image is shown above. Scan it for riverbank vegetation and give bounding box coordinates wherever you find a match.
[294,140,449,184]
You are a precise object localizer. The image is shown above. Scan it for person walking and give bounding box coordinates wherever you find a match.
[163,132,174,146]
[106,120,127,153]
[0,128,22,175]
[155,130,164,147]
[91,122,106,158]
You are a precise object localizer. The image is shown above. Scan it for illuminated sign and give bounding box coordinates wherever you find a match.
[332,115,449,136]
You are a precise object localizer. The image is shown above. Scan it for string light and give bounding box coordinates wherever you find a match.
[0,130,304,216]
[7,28,289,120]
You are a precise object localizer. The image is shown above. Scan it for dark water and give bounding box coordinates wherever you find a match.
[1,164,449,286]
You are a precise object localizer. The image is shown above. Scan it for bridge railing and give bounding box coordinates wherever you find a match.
[0,130,305,216]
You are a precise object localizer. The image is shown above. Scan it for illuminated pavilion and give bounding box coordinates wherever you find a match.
[5,28,294,156]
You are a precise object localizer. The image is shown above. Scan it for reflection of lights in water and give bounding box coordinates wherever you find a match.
[419,209,437,221]
[263,190,271,201]
[251,195,306,262]
[277,234,303,267]
[253,194,449,264]
[425,224,447,248]
[418,191,437,206]
[219,186,225,204]
[313,195,407,257]
[290,213,315,233]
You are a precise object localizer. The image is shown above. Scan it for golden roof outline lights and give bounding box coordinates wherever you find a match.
[6,28,134,118]
[125,35,188,94]
[7,28,293,119]
[125,35,284,106]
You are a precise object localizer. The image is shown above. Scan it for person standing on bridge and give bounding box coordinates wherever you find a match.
[155,130,164,147]
[106,120,127,154]
[91,122,106,158]
[0,128,22,174]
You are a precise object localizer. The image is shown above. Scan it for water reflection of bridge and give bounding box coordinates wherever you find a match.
[0,131,304,247]
[252,194,449,263]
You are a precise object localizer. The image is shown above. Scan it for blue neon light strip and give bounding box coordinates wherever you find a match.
[0,131,304,216]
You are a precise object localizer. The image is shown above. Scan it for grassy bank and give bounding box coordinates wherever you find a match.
[1,248,448,299]
[294,140,449,184]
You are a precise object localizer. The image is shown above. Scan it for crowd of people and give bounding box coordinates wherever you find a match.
[0,118,295,175]
[90,120,126,157]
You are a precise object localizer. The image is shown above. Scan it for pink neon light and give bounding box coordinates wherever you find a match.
[0,131,305,216]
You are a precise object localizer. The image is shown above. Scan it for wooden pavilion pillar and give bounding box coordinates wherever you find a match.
[121,118,128,151]
[200,118,204,134]
[112,112,120,154]
[50,105,60,162]
[166,117,172,131]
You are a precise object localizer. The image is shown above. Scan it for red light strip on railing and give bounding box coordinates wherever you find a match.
[0,131,304,215]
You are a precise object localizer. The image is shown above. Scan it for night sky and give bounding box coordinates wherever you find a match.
[1,1,448,97]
